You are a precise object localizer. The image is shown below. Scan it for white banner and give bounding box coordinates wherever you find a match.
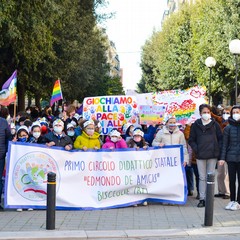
[5,142,187,210]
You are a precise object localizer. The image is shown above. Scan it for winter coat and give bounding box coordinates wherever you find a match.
[220,117,240,163]
[102,136,128,149]
[188,118,222,160]
[29,135,44,144]
[211,112,228,130]
[0,117,11,159]
[127,138,148,149]
[152,126,189,163]
[43,131,73,148]
[74,131,100,150]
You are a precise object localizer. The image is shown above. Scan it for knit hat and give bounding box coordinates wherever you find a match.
[133,128,144,137]
[109,129,121,137]
[83,120,94,128]
[67,123,74,130]
[53,119,64,127]
[31,121,41,131]
[17,125,29,135]
[73,113,81,121]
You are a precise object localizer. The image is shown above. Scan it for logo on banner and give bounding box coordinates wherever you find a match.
[12,151,59,201]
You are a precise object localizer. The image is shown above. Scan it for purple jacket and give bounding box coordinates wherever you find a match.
[102,136,128,149]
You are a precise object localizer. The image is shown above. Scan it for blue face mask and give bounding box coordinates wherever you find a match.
[168,124,177,127]
[19,137,27,142]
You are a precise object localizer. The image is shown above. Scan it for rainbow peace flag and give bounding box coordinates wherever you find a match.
[0,70,17,106]
[50,79,63,106]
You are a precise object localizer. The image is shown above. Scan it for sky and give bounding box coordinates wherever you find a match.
[101,0,167,91]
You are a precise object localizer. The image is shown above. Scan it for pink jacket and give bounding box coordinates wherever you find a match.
[102,136,128,149]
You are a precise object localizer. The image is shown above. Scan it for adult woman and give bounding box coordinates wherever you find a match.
[188,104,222,207]
[219,105,240,211]
[152,116,189,166]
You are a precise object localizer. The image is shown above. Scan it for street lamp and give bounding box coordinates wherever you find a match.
[205,57,216,105]
[229,39,240,105]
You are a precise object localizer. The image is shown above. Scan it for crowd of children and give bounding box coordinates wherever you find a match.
[1,102,240,212]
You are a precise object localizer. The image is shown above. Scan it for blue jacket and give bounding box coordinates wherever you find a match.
[0,117,11,159]
[144,125,157,146]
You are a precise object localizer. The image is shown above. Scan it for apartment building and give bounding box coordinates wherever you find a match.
[161,0,196,25]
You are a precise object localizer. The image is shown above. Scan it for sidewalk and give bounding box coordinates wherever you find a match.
[1,194,240,239]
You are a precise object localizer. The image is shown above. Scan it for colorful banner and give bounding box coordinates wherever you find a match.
[83,95,139,134]
[137,86,207,125]
[5,142,187,210]
[139,105,165,125]
[0,70,17,106]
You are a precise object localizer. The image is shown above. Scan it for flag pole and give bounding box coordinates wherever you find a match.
[13,99,17,125]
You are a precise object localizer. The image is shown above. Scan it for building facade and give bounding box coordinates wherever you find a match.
[162,0,196,25]
[107,40,121,78]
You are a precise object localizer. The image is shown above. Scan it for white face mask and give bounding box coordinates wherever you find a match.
[33,132,41,139]
[54,126,63,134]
[233,113,240,121]
[111,137,119,143]
[201,113,211,121]
[67,131,75,137]
[222,114,230,121]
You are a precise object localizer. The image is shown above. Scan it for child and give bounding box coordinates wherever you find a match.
[12,125,32,212]
[66,123,77,142]
[122,123,134,142]
[29,121,44,144]
[74,119,100,151]
[102,128,128,149]
[13,125,30,143]
[43,119,73,151]
[127,128,148,150]
[10,123,16,140]
[127,127,148,206]
[38,117,50,136]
